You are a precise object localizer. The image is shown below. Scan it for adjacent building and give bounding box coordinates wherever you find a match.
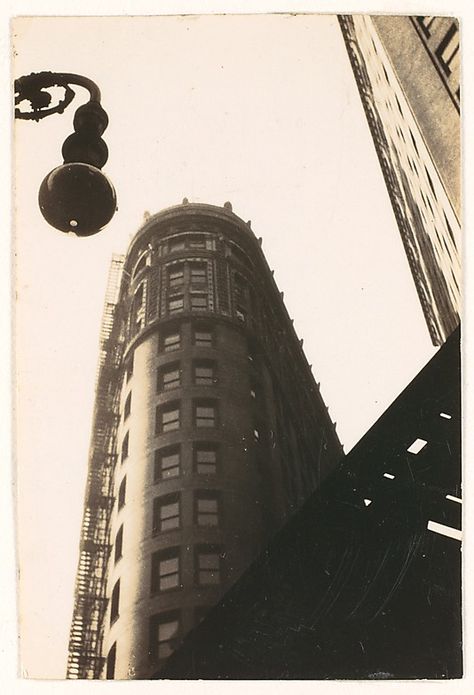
[67,201,343,679]
[339,15,461,346]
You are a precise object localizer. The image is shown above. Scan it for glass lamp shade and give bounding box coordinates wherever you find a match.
[38,162,117,236]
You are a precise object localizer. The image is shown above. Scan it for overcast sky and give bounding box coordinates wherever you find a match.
[10,6,459,687]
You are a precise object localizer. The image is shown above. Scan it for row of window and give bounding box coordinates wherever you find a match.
[106,604,211,677]
[116,480,221,529]
[116,445,219,516]
[120,401,219,462]
[156,443,218,479]
[123,361,218,423]
[124,316,255,382]
[112,541,224,597]
[151,490,220,533]
[131,233,253,278]
[158,400,218,434]
[158,360,217,391]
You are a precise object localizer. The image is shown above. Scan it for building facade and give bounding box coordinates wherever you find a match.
[339,15,461,346]
[67,201,343,680]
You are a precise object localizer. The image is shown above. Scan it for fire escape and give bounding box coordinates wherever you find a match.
[66,254,126,679]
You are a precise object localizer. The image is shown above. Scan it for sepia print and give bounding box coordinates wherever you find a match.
[13,12,461,682]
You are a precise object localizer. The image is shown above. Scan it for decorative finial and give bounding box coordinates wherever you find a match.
[223,201,232,211]
[182,197,189,205]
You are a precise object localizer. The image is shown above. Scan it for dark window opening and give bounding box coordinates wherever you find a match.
[110,580,120,624]
[118,477,126,510]
[168,264,185,289]
[188,235,206,249]
[153,493,180,534]
[168,295,184,315]
[191,294,208,311]
[125,352,134,382]
[194,326,213,347]
[158,404,180,433]
[121,432,129,462]
[195,492,219,527]
[162,329,181,352]
[124,392,131,420]
[195,444,218,475]
[151,548,180,593]
[106,643,116,679]
[195,402,217,428]
[190,262,207,285]
[154,446,180,481]
[158,364,181,392]
[194,360,216,386]
[150,612,180,661]
[169,238,186,253]
[195,545,224,585]
[114,525,123,564]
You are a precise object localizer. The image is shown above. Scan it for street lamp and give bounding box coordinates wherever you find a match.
[15,71,117,237]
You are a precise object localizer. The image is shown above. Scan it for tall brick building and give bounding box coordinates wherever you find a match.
[67,201,343,679]
[339,15,461,346]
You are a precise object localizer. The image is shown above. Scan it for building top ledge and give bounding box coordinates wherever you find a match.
[128,201,255,258]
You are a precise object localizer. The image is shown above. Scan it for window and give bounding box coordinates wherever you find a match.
[195,445,218,475]
[162,329,180,352]
[158,364,181,391]
[194,361,216,386]
[188,235,206,249]
[106,643,116,679]
[154,446,180,481]
[114,525,123,564]
[190,263,207,285]
[195,402,217,428]
[169,238,185,253]
[118,477,126,510]
[233,272,247,300]
[168,295,184,315]
[157,403,180,433]
[150,612,180,660]
[153,494,180,534]
[168,264,184,289]
[125,352,134,382]
[121,432,129,462]
[196,546,223,585]
[194,327,213,347]
[191,295,208,312]
[124,392,131,420]
[110,580,120,624]
[196,492,219,527]
[151,548,180,593]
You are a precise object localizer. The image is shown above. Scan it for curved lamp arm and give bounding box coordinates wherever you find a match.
[15,71,101,121]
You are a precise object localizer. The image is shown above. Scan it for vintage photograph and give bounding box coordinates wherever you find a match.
[13,11,461,681]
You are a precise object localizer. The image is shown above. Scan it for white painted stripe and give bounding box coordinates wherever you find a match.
[440,412,452,420]
[446,494,462,504]
[383,473,395,480]
[407,438,428,454]
[427,520,462,541]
